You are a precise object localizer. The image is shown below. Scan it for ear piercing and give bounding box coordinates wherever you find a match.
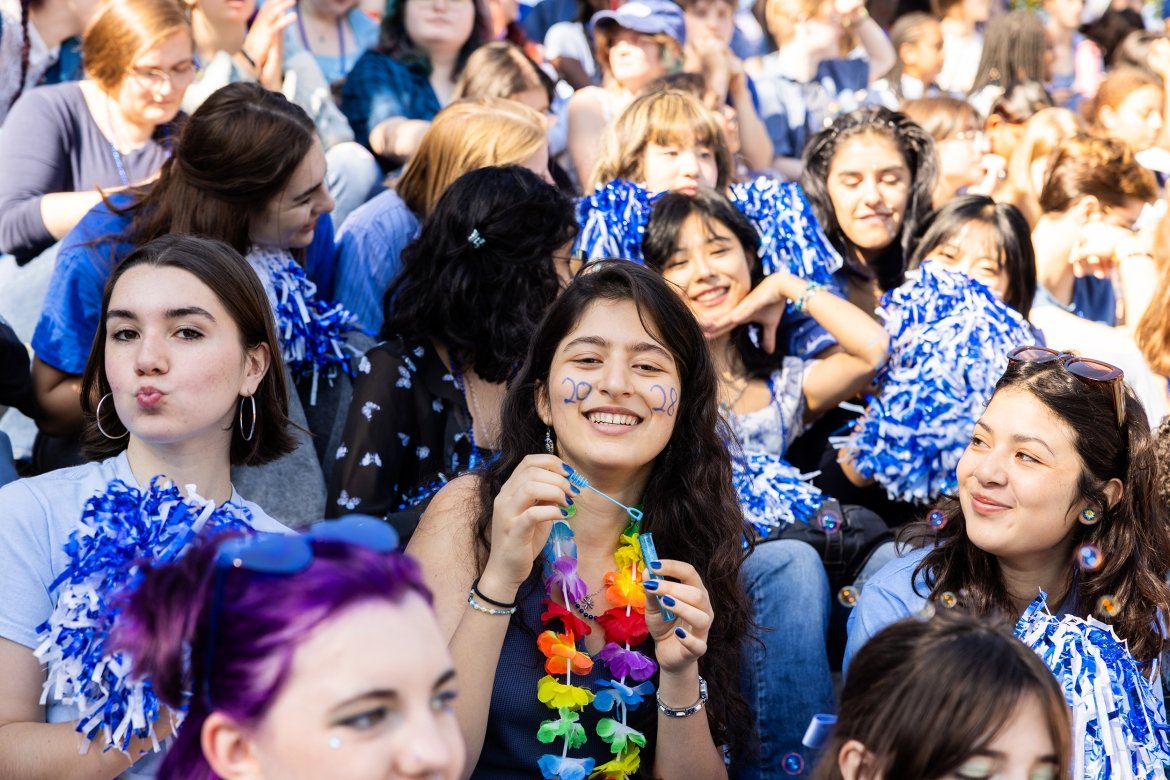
[1079,508,1100,526]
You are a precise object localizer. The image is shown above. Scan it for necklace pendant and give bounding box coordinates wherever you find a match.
[578,593,594,612]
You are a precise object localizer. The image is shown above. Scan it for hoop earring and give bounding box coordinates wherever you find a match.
[544,427,554,454]
[1079,508,1100,526]
[238,395,257,442]
[95,393,128,440]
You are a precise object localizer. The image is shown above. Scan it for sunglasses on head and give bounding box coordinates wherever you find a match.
[201,516,399,709]
[1006,346,1126,428]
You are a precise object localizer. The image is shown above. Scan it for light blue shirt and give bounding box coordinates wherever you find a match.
[284,7,379,85]
[334,187,421,333]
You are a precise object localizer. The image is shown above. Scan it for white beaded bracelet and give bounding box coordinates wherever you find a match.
[467,591,516,616]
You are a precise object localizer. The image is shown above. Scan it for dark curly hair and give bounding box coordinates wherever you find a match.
[642,189,785,380]
[800,106,937,293]
[472,261,755,767]
[380,165,577,383]
[903,357,1170,663]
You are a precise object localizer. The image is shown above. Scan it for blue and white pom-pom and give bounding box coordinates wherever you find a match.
[727,177,843,284]
[836,263,1034,504]
[575,178,842,286]
[574,179,660,263]
[34,479,256,753]
[1014,593,1170,779]
[247,247,358,406]
[731,447,824,536]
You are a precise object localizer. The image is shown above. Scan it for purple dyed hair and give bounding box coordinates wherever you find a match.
[110,534,432,780]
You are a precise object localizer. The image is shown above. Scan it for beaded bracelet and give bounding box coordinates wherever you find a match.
[467,591,516,616]
[656,675,708,718]
[471,576,518,609]
[795,282,826,313]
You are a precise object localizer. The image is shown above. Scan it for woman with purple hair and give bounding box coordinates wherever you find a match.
[111,519,465,780]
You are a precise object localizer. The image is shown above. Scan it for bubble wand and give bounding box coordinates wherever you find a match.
[563,465,644,522]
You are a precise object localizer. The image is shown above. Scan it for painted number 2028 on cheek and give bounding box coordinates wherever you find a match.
[651,385,678,416]
[562,377,593,403]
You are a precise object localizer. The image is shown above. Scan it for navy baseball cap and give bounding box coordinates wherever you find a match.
[590,0,686,45]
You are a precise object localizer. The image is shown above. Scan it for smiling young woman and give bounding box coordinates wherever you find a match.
[406,262,753,778]
[0,0,193,264]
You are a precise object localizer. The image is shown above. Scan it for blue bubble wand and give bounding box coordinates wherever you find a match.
[563,465,644,522]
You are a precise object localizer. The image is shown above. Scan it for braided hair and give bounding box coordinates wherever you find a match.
[15,0,35,105]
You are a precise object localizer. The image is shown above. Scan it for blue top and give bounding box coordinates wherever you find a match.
[1033,278,1116,326]
[844,545,1077,675]
[334,187,421,332]
[340,50,441,151]
[284,8,380,85]
[31,194,336,374]
[754,55,870,160]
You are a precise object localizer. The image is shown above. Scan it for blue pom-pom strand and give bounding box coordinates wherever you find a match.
[34,479,258,754]
[248,248,358,406]
[1015,593,1170,779]
[836,264,1034,504]
[730,447,824,536]
[574,179,660,264]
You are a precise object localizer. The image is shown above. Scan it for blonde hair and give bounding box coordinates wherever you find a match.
[83,0,191,92]
[1004,107,1082,226]
[395,97,548,217]
[589,88,733,192]
[901,96,981,141]
[765,0,855,53]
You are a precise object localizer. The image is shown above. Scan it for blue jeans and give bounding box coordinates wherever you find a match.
[733,539,834,779]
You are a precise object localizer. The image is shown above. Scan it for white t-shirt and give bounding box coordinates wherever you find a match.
[0,452,288,777]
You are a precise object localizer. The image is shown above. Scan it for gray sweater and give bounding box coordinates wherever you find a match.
[0,81,173,263]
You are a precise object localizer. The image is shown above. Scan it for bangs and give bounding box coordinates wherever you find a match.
[643,97,722,149]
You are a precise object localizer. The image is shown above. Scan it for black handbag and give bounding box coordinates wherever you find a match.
[775,499,894,594]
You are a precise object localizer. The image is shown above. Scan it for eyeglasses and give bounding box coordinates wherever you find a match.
[127,61,196,92]
[201,516,399,709]
[1006,346,1127,427]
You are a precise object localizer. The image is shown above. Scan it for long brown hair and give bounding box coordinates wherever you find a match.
[906,358,1170,663]
[116,83,316,257]
[814,610,1071,779]
[473,262,754,764]
[80,234,296,466]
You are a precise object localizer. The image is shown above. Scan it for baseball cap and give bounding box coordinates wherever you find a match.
[590,0,686,45]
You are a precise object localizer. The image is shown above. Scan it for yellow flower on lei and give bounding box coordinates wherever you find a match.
[590,747,642,778]
[537,675,595,710]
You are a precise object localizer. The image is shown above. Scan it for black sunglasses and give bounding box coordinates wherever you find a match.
[1006,346,1126,428]
[201,516,399,709]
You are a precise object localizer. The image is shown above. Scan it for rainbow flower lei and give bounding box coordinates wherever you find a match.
[537,510,657,779]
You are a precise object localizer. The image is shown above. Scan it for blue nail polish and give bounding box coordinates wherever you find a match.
[649,560,663,570]
[643,580,659,591]
[560,509,569,517]
[662,595,676,607]
[566,496,574,505]
[675,627,687,639]
[561,464,572,473]
[570,484,581,494]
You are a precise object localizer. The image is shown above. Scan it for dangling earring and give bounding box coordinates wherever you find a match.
[1079,508,1100,526]
[238,395,257,442]
[95,393,129,440]
[544,427,555,454]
